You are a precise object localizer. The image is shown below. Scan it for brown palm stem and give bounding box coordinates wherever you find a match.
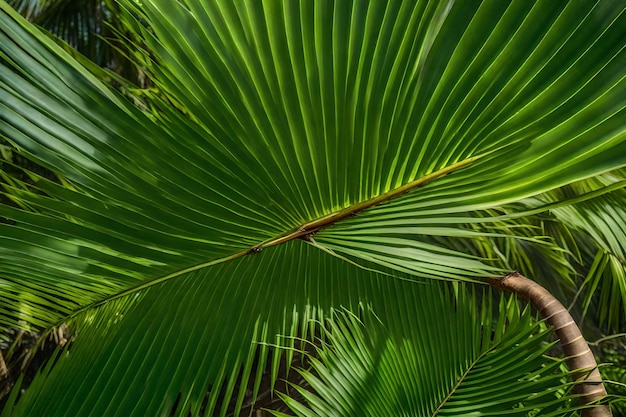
[487,272,611,417]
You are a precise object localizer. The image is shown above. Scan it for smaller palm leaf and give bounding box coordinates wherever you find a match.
[273,292,579,417]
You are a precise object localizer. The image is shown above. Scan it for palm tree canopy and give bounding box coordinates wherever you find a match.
[1,0,625,415]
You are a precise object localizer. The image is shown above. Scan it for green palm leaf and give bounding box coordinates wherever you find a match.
[540,182,626,332]
[466,173,626,331]
[1,0,626,415]
[274,301,577,417]
[7,242,432,416]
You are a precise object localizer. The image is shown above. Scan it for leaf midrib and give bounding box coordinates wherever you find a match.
[431,346,494,417]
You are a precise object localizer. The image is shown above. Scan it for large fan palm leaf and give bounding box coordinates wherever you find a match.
[1,0,626,415]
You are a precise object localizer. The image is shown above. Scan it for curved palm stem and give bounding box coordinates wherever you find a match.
[487,272,611,417]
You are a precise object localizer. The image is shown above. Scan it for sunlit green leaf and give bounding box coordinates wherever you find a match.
[1,0,625,415]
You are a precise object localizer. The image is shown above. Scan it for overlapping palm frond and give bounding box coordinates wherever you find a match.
[274,300,578,417]
[1,0,626,416]
[549,188,626,332]
[409,172,626,308]
[482,172,626,332]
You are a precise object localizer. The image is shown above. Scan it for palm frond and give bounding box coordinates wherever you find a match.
[549,188,626,332]
[489,176,626,331]
[1,1,626,415]
[275,300,579,417]
[4,242,477,417]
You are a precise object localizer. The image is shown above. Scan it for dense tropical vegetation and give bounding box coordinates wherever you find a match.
[1,0,625,415]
